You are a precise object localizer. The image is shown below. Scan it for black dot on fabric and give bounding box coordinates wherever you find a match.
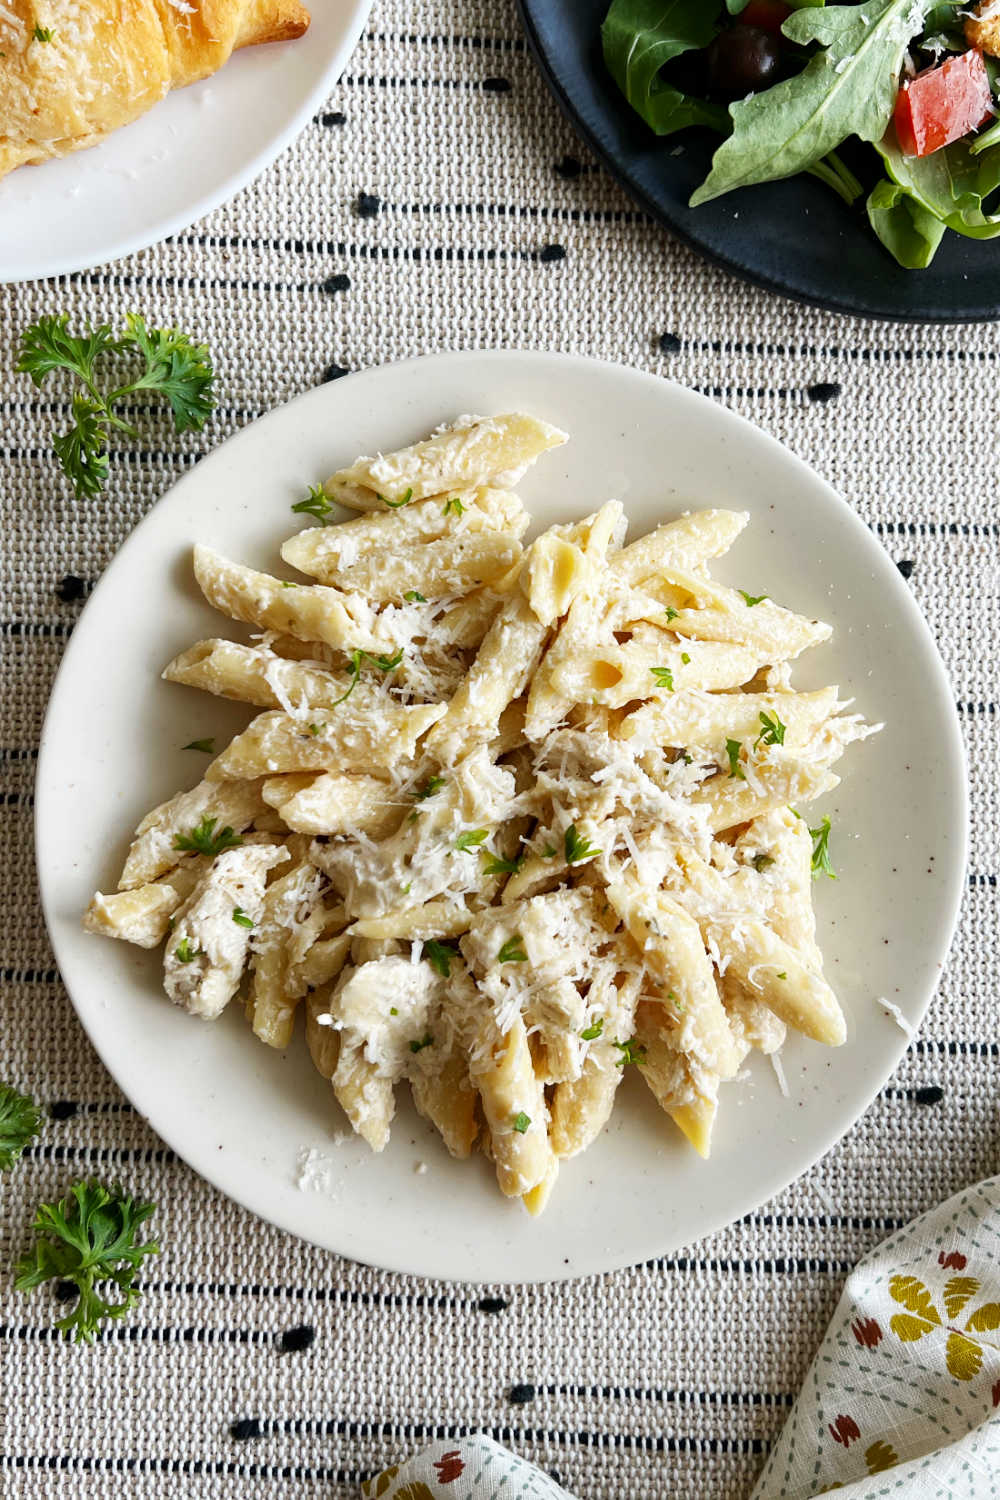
[509,1383,536,1404]
[806,381,842,403]
[478,1297,508,1313]
[321,111,346,127]
[915,1085,944,1105]
[482,76,511,93]
[50,1100,78,1120]
[896,559,915,579]
[658,332,682,354]
[54,1280,78,1303]
[322,362,350,383]
[280,1324,315,1352]
[230,1418,262,1441]
[539,244,566,264]
[322,274,351,295]
[554,155,581,179]
[56,574,86,602]
[356,192,381,218]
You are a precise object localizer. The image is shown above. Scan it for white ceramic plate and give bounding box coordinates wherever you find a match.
[36,351,967,1283]
[0,0,372,284]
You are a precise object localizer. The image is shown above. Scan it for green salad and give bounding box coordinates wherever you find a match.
[602,0,1000,268]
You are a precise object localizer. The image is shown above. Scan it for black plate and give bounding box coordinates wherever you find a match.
[517,0,1000,323]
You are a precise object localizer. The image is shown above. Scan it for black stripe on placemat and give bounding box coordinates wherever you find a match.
[361,31,528,51]
[0,1455,363,1482]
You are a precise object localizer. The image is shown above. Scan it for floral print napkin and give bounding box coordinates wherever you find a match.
[362,1175,1000,1499]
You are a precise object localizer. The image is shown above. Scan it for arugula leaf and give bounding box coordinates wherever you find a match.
[14,1179,159,1343]
[691,0,932,206]
[497,936,529,964]
[602,0,729,137]
[423,940,459,978]
[17,312,214,500]
[867,132,1000,270]
[564,823,600,864]
[292,484,333,519]
[0,1083,41,1170]
[173,814,243,857]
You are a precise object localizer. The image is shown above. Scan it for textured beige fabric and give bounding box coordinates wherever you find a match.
[0,3,997,1498]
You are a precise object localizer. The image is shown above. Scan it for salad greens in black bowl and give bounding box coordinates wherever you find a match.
[517,0,1000,321]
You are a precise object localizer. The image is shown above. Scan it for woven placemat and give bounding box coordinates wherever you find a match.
[1,3,997,1496]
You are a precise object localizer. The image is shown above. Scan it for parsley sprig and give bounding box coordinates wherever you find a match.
[455,828,489,854]
[332,647,405,707]
[0,1082,41,1171]
[291,484,333,519]
[725,739,745,780]
[614,1038,647,1068]
[810,815,836,879]
[564,824,600,864]
[497,936,528,964]
[754,711,786,749]
[173,815,243,858]
[482,850,524,877]
[14,1180,159,1344]
[423,940,459,978]
[650,666,674,691]
[18,313,214,500]
[580,1018,604,1041]
[738,590,768,607]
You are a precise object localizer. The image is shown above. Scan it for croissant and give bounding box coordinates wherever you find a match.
[0,1,310,182]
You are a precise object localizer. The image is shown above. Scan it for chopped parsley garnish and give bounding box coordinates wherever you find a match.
[650,666,674,690]
[442,496,465,516]
[738,590,768,607]
[231,907,254,930]
[580,1018,604,1041]
[331,646,405,706]
[14,1179,159,1343]
[409,1035,434,1054]
[541,844,557,858]
[564,824,600,865]
[173,937,199,964]
[173,815,243,857]
[380,487,413,510]
[664,606,679,622]
[307,722,322,736]
[497,936,528,964]
[403,590,426,603]
[753,853,775,873]
[809,815,836,879]
[680,652,691,665]
[667,990,685,1015]
[454,828,489,853]
[777,971,788,981]
[614,1038,647,1068]
[725,738,745,780]
[482,850,524,877]
[754,711,787,749]
[414,775,445,800]
[32,25,53,42]
[423,940,459,978]
[400,882,412,896]
[181,738,214,753]
[0,1083,41,1171]
[512,1111,531,1134]
[291,483,332,519]
[281,581,298,589]
[390,1007,398,1015]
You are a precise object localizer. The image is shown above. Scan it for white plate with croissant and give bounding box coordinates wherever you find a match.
[0,0,373,284]
[35,351,967,1282]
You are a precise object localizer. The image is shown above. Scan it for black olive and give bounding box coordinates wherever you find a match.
[706,25,782,98]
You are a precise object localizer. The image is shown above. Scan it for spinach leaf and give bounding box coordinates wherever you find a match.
[690,0,933,205]
[867,179,948,268]
[602,0,729,137]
